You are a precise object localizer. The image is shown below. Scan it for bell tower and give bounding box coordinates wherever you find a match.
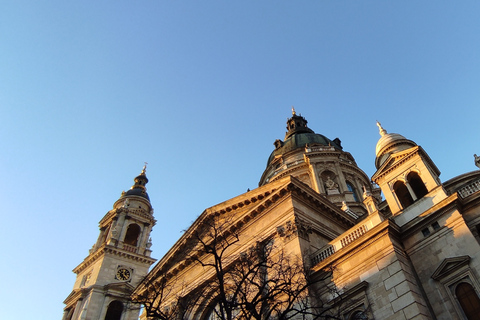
[63,166,156,320]
[371,122,447,223]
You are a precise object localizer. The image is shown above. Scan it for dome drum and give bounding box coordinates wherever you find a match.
[260,111,376,217]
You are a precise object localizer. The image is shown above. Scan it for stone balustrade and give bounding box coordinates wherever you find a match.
[458,179,480,199]
[311,225,368,265]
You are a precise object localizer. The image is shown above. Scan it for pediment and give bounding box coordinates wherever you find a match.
[380,147,418,171]
[431,255,471,280]
[372,146,421,181]
[63,289,82,304]
[145,176,355,281]
[63,287,90,306]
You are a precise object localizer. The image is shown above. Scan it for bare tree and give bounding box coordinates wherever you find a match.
[132,214,368,320]
[130,272,199,320]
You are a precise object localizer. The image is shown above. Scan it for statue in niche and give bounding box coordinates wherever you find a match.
[325,176,340,195]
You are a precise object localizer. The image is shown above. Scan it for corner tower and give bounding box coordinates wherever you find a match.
[259,109,379,217]
[371,122,447,223]
[63,166,157,320]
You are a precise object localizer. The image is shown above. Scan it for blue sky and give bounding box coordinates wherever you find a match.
[1,2,479,319]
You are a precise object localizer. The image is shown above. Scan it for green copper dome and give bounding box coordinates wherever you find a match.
[265,109,342,167]
[266,132,342,166]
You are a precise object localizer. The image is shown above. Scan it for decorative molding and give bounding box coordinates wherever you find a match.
[73,245,156,274]
[431,256,471,280]
[276,218,313,241]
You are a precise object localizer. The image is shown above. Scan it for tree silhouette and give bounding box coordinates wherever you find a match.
[132,214,368,320]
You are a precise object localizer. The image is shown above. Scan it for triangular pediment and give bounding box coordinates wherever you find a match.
[63,289,82,305]
[143,176,356,285]
[431,255,471,280]
[376,146,419,174]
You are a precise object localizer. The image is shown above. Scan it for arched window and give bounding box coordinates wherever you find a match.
[350,310,368,320]
[346,181,359,202]
[456,282,480,319]
[407,172,428,199]
[393,181,414,209]
[104,300,123,320]
[124,224,141,246]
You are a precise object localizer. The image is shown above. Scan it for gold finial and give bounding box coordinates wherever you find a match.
[142,162,148,174]
[376,121,387,137]
[292,106,296,115]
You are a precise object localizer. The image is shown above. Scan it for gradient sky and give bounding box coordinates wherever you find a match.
[1,2,479,319]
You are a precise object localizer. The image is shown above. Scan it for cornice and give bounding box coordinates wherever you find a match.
[73,245,156,274]
[269,163,309,183]
[304,151,343,159]
[99,207,155,228]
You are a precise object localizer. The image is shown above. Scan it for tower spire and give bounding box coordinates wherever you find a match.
[122,164,150,200]
[376,121,387,137]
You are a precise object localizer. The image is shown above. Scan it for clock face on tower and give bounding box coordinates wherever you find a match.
[116,268,131,281]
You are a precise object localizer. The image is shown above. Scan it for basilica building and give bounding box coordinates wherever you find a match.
[64,111,480,320]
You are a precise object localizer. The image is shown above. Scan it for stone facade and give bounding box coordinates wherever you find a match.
[63,167,156,320]
[65,112,480,320]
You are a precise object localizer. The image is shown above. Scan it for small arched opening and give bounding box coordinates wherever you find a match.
[124,224,141,246]
[393,181,414,209]
[407,172,428,199]
[104,300,123,320]
[346,181,359,202]
[456,282,480,320]
[349,310,368,320]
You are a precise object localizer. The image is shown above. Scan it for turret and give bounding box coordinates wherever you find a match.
[372,122,447,223]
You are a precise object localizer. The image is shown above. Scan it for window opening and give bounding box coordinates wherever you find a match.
[422,228,431,237]
[104,300,123,320]
[456,282,480,320]
[393,181,414,208]
[346,182,359,202]
[408,172,428,199]
[124,224,141,246]
[432,221,440,231]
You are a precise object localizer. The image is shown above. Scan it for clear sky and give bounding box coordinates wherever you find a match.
[1,2,479,319]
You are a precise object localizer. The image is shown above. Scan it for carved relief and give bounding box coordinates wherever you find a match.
[276,219,312,241]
